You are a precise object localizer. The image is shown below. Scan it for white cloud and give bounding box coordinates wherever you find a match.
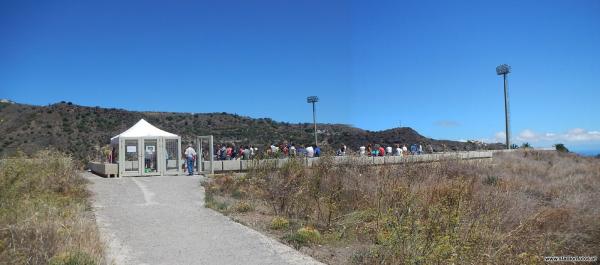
[434,120,461,128]
[518,129,537,140]
[515,128,600,143]
[480,128,600,145]
[494,131,505,142]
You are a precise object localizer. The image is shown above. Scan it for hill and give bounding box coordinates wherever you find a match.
[0,101,503,163]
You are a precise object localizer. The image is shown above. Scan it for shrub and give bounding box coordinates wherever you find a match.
[284,227,321,248]
[49,250,97,265]
[554,143,569,153]
[269,217,290,230]
[250,158,306,216]
[483,175,499,186]
[0,151,104,264]
[296,227,321,243]
[237,153,600,264]
[233,201,253,213]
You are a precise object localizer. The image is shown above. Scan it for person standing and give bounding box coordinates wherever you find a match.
[215,144,222,161]
[243,146,251,160]
[386,145,392,156]
[297,145,306,157]
[378,145,385,157]
[290,144,297,157]
[306,145,314,158]
[184,143,196,176]
[314,146,321,157]
[226,145,233,160]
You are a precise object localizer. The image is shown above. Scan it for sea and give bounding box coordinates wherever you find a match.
[573,149,600,157]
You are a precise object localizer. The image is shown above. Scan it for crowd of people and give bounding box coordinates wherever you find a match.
[209,142,431,161]
[181,141,433,175]
[212,143,322,160]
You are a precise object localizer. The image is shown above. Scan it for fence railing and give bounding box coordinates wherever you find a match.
[203,151,495,172]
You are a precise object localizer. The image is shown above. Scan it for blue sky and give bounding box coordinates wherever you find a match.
[1,0,599,151]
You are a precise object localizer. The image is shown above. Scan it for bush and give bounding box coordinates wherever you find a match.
[284,227,321,248]
[233,201,253,213]
[49,250,97,265]
[483,175,499,186]
[234,153,600,264]
[297,227,321,242]
[0,151,104,264]
[269,217,290,230]
[554,143,569,153]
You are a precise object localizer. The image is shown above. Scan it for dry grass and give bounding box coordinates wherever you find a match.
[203,151,600,264]
[0,150,105,265]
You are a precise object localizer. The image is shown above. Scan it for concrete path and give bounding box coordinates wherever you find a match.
[84,172,324,265]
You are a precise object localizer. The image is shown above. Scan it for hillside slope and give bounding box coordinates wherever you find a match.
[0,101,501,162]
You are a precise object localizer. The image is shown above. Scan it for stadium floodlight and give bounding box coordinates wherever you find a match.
[496,64,511,149]
[306,96,319,147]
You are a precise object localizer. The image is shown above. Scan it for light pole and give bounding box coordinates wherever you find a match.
[306,96,319,147]
[496,64,511,149]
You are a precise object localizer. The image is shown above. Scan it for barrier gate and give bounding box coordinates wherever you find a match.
[196,135,214,174]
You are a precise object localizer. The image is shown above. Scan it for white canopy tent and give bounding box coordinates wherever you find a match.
[111,119,181,177]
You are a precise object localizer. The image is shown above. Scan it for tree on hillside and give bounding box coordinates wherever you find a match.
[554,143,569,153]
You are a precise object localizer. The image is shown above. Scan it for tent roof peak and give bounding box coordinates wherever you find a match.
[111,119,178,141]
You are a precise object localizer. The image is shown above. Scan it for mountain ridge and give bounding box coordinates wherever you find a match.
[0,101,503,162]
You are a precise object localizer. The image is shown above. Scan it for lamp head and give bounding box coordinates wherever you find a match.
[496,64,511,75]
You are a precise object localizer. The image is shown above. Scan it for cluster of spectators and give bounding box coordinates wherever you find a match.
[266,143,322,158]
[212,142,328,160]
[215,144,257,160]
[357,143,426,157]
[212,142,429,160]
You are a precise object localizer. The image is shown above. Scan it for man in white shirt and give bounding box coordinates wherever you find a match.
[184,144,196,176]
[305,146,314,158]
[395,144,402,156]
[386,146,392,156]
[359,146,366,156]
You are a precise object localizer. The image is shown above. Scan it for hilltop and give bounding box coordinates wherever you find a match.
[0,101,502,162]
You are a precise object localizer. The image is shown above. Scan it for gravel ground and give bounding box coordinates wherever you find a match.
[85,172,324,265]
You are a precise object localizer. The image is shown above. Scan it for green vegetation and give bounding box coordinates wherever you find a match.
[0,150,104,265]
[232,201,253,213]
[554,143,569,152]
[269,217,290,230]
[48,250,96,265]
[203,151,600,264]
[284,227,321,248]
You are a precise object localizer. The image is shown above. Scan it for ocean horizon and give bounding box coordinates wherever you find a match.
[573,149,600,157]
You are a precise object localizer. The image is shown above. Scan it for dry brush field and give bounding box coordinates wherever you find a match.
[0,151,104,265]
[203,150,600,264]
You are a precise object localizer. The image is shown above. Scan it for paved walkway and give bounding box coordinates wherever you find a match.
[85,172,323,265]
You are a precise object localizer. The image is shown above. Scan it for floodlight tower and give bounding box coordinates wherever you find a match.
[496,64,512,149]
[306,96,319,147]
